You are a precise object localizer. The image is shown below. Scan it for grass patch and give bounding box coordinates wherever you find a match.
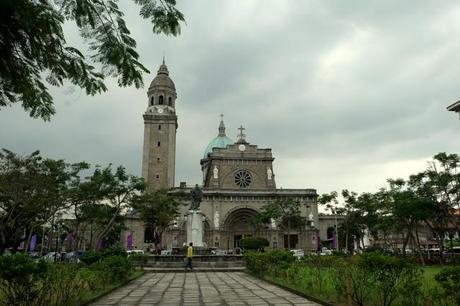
[80,270,144,305]
[247,262,459,306]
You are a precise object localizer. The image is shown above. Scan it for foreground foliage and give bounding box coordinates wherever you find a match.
[0,252,135,306]
[0,0,185,120]
[245,250,459,306]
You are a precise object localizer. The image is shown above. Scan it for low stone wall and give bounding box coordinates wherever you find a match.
[144,255,246,268]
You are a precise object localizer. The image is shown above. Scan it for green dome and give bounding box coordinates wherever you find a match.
[203,135,234,158]
[203,116,234,158]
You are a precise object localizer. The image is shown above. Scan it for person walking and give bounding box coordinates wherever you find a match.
[186,242,193,270]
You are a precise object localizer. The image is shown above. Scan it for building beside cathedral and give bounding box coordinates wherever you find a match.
[123,61,320,252]
[447,100,460,119]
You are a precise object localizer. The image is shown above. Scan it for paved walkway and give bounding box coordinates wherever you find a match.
[91,272,319,306]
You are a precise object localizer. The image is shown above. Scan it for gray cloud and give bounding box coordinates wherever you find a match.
[1,0,459,195]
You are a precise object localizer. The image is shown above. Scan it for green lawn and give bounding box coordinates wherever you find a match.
[255,265,457,306]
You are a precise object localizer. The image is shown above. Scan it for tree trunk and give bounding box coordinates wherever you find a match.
[402,232,409,255]
[24,227,33,253]
[345,233,349,253]
[287,219,291,250]
[94,206,121,250]
[414,225,425,265]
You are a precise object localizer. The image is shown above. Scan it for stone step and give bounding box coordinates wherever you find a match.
[141,267,246,272]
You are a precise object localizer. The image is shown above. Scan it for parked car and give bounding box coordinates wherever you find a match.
[28,252,41,259]
[127,249,145,256]
[427,248,441,254]
[160,249,171,256]
[444,246,460,254]
[320,247,332,256]
[64,251,85,262]
[42,252,61,262]
[291,249,304,259]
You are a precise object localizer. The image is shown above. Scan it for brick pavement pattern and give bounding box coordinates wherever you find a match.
[91,272,320,306]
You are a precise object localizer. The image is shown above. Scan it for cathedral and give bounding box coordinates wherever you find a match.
[123,61,320,252]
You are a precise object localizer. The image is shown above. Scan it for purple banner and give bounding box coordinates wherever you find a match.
[29,234,37,252]
[316,229,321,251]
[47,234,53,250]
[65,232,74,251]
[127,232,133,250]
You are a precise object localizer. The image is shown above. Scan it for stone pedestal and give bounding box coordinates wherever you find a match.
[186,210,205,247]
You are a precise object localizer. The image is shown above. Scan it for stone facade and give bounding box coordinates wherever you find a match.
[141,60,177,191]
[124,62,321,252]
[447,99,460,119]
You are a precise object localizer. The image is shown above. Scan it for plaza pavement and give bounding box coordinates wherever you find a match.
[90,271,320,306]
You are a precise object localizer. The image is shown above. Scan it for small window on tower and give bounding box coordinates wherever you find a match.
[157,141,161,147]
[157,157,160,162]
[158,125,161,130]
[150,97,154,106]
[156,174,159,179]
[168,97,172,106]
[159,95,164,105]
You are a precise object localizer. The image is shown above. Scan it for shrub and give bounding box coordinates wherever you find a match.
[239,237,269,251]
[44,264,87,305]
[0,254,49,306]
[435,266,460,305]
[81,247,128,265]
[93,255,133,284]
[358,252,421,306]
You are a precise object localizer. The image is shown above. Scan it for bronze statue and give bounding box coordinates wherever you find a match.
[190,184,202,210]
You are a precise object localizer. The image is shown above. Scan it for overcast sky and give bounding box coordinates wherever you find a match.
[1,0,459,196]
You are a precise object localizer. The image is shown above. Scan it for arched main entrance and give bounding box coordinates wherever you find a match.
[223,207,259,249]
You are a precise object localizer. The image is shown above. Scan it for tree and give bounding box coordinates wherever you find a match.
[259,198,306,250]
[0,0,185,120]
[408,153,460,261]
[131,189,182,251]
[88,165,144,249]
[0,149,80,254]
[382,178,436,264]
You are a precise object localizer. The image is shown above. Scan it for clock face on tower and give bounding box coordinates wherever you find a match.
[238,144,246,151]
[157,107,164,114]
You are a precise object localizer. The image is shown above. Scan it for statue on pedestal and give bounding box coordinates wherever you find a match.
[186,184,205,247]
[190,184,202,210]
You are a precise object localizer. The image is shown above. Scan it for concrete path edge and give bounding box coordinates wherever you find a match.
[81,270,145,306]
[244,271,335,306]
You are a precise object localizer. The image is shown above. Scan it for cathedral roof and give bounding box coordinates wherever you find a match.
[203,116,234,158]
[149,58,176,90]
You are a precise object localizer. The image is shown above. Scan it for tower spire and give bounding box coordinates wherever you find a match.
[218,114,226,137]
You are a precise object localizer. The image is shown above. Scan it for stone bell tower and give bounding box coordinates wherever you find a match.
[141,59,177,191]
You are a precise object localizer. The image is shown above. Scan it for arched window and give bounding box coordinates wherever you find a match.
[150,96,154,106]
[144,227,155,243]
[159,95,164,105]
[168,97,172,106]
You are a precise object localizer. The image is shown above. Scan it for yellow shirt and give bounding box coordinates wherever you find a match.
[187,246,193,258]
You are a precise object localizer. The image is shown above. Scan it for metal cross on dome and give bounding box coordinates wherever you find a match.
[237,125,246,142]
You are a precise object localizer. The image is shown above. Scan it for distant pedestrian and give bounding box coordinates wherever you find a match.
[186,242,193,270]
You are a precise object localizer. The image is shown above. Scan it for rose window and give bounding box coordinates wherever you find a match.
[234,170,252,188]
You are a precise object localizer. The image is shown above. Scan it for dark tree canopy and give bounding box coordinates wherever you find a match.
[0,0,185,120]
